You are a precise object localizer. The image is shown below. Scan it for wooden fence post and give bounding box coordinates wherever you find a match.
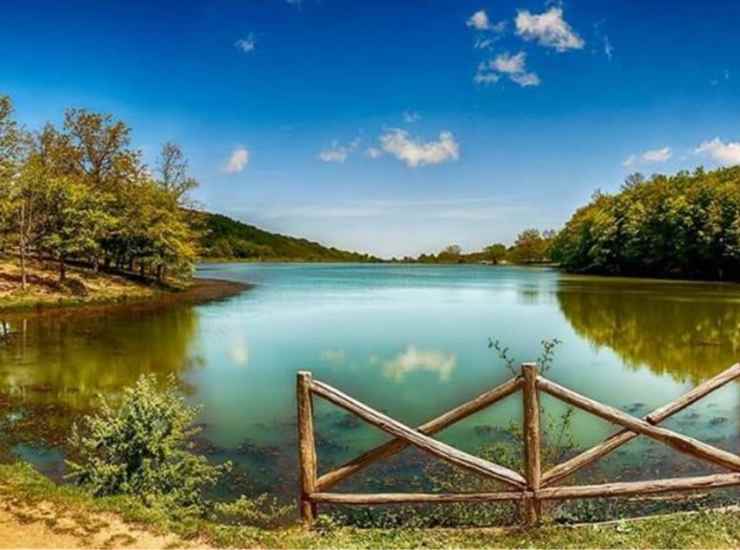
[522,362,542,525]
[297,371,318,527]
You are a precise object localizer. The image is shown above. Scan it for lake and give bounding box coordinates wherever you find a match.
[1,264,739,504]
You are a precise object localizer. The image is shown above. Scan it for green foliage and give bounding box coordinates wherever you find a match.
[0,93,199,283]
[551,167,740,280]
[65,374,229,515]
[196,211,378,262]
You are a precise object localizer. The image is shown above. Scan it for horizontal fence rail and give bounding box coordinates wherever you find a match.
[296,362,740,527]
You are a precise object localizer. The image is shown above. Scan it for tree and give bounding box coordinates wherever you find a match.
[36,176,113,282]
[155,142,198,204]
[484,243,507,264]
[509,229,546,263]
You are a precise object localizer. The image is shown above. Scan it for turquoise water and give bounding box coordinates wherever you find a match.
[1,263,739,496]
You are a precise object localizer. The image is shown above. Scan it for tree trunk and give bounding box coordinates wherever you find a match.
[59,257,66,283]
[140,263,145,277]
[19,202,26,291]
[93,256,100,273]
[156,264,164,282]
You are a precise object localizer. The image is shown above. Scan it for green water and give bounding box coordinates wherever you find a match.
[1,264,739,497]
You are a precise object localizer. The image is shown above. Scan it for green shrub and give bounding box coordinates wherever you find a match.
[65,374,230,515]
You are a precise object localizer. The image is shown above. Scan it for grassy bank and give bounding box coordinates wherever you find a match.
[0,258,248,313]
[1,462,739,549]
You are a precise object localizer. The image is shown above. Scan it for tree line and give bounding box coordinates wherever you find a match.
[405,229,556,265]
[0,95,199,287]
[550,167,740,280]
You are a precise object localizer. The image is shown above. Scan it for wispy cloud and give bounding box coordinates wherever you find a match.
[623,146,672,167]
[365,147,383,159]
[515,7,584,52]
[695,138,740,166]
[234,34,256,53]
[378,129,459,168]
[225,147,249,173]
[318,138,360,163]
[475,52,540,87]
[466,9,506,49]
[402,110,421,123]
[604,35,613,61]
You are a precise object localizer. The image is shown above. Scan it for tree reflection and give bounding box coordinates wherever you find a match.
[556,276,740,384]
[0,304,200,411]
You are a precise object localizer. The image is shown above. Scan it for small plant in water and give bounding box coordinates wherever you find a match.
[488,337,562,376]
[65,374,230,516]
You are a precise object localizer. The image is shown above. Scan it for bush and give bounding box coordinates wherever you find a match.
[65,374,229,515]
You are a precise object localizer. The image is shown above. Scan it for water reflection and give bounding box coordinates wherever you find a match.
[373,345,457,383]
[556,276,740,383]
[0,305,200,410]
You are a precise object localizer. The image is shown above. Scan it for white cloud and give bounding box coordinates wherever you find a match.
[642,146,672,162]
[234,34,256,53]
[378,129,459,168]
[318,138,360,163]
[466,9,492,31]
[695,138,740,166]
[225,147,249,173]
[623,146,672,168]
[475,52,540,87]
[466,9,506,44]
[515,7,584,52]
[402,110,421,123]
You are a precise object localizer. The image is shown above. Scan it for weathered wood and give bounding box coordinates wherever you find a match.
[311,491,530,504]
[521,363,542,525]
[311,379,527,488]
[316,376,523,491]
[542,362,740,487]
[537,473,740,500]
[297,371,318,526]
[537,376,740,473]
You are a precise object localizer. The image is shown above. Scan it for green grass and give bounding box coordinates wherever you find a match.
[1,462,739,548]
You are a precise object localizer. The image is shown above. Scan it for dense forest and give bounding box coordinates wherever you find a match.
[0,95,198,285]
[551,167,740,280]
[196,211,378,262]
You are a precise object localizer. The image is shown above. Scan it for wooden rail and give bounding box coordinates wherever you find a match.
[296,362,740,527]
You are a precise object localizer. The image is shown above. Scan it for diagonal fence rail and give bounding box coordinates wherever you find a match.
[296,362,740,527]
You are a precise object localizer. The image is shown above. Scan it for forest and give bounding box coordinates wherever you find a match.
[0,94,198,285]
[551,167,740,280]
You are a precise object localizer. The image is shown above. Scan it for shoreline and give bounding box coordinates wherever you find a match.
[0,277,251,318]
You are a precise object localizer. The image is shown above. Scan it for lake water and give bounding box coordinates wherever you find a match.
[1,264,739,502]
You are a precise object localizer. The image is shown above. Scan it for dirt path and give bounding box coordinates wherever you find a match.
[0,498,209,549]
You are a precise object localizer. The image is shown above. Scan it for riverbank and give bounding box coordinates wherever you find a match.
[1,462,739,549]
[0,258,249,315]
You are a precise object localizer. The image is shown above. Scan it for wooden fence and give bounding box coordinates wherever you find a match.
[296,362,740,526]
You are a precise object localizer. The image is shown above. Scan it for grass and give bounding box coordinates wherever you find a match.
[0,257,162,311]
[1,462,739,548]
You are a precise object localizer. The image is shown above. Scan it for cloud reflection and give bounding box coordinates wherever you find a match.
[375,345,457,382]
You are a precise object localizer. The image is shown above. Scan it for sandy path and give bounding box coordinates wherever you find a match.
[0,498,209,549]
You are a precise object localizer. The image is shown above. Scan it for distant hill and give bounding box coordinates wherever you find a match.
[192,211,378,262]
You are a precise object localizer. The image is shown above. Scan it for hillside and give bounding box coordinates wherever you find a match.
[193,211,378,262]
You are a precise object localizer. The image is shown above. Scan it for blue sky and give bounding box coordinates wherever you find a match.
[3,0,740,258]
